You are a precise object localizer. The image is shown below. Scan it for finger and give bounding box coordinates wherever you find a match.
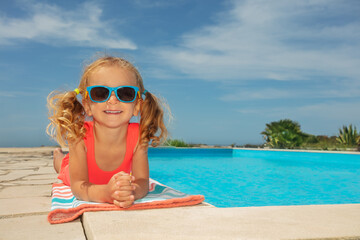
[112,191,134,200]
[113,190,132,198]
[116,184,136,192]
[112,196,131,203]
[113,199,134,208]
[113,199,131,208]
[113,196,134,208]
[113,171,127,179]
[119,199,134,208]
[115,185,135,192]
[116,174,132,181]
[116,179,132,187]
[113,199,121,207]
[115,184,136,192]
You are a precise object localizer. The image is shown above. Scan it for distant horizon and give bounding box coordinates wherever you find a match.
[1,0,359,148]
[0,129,349,148]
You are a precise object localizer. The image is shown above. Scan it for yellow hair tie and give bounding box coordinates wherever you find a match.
[74,88,80,95]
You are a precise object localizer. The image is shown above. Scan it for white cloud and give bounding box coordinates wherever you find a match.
[238,101,360,118]
[154,0,360,82]
[0,89,46,98]
[0,2,136,49]
[0,91,15,98]
[221,88,293,101]
[132,0,179,8]
[220,84,360,101]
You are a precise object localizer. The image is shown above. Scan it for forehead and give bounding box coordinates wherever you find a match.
[87,65,137,86]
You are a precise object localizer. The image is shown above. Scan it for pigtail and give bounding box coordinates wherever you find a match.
[46,90,86,147]
[139,92,168,147]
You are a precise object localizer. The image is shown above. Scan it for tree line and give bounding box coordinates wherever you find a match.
[261,119,360,151]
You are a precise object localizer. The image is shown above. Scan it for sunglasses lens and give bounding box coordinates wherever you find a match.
[90,87,109,102]
[117,87,136,102]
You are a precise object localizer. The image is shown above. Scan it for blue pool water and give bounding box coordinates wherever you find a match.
[148,148,360,208]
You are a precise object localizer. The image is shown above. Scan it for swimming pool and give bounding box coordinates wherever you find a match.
[148,148,360,208]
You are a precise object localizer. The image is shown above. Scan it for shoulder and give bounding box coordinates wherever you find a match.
[69,138,86,152]
[69,139,86,159]
[68,122,89,148]
[70,121,91,149]
[133,142,148,160]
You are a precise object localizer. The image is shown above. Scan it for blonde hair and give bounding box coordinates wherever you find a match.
[47,55,168,147]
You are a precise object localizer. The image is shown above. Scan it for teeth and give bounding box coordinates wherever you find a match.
[105,110,122,113]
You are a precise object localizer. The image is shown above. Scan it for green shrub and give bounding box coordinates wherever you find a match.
[337,124,359,147]
[261,119,309,149]
[302,135,342,150]
[164,139,189,147]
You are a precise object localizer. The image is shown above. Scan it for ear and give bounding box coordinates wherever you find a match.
[133,99,141,117]
[82,98,93,117]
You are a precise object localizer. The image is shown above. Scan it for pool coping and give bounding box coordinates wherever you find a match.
[82,203,360,239]
[147,146,360,155]
[233,147,360,154]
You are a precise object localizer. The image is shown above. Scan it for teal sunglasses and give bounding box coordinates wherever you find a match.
[86,85,140,103]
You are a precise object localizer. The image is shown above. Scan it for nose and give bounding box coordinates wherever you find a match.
[107,91,118,104]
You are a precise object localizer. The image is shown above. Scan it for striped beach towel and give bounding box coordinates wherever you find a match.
[48,179,204,224]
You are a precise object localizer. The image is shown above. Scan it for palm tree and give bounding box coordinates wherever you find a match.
[261,119,309,149]
[337,124,359,148]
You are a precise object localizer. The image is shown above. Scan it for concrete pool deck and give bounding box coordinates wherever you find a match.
[0,147,359,240]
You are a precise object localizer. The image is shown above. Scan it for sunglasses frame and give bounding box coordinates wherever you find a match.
[86,85,140,103]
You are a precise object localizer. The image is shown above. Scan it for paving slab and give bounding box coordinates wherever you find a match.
[0,185,51,198]
[35,166,59,174]
[0,147,57,154]
[83,204,360,240]
[0,170,38,182]
[22,173,57,181]
[0,197,51,216]
[0,162,48,170]
[0,214,86,240]
[10,178,58,186]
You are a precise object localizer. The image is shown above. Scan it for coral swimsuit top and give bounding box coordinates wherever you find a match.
[84,121,139,185]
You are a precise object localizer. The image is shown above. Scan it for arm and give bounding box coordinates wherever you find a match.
[68,140,107,202]
[131,144,150,200]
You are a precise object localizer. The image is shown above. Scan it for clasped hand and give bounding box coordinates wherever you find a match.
[107,171,136,208]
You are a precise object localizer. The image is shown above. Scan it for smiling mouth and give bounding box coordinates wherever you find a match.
[104,110,122,114]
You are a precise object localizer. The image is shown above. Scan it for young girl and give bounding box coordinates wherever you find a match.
[47,56,168,208]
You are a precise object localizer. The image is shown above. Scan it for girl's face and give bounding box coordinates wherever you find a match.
[83,65,140,129]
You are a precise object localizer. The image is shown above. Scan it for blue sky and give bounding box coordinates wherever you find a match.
[0,0,359,147]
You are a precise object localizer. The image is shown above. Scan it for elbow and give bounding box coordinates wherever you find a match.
[70,181,90,202]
